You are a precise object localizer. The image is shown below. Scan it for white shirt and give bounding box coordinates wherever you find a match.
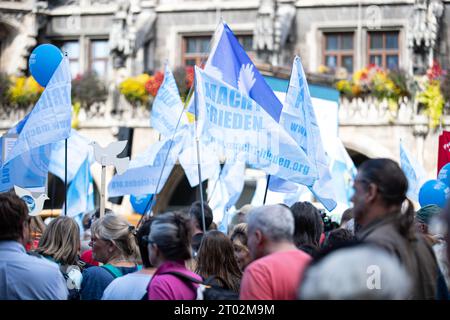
[101,273,152,300]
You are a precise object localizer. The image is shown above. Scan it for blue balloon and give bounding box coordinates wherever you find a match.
[29,44,64,87]
[130,194,153,215]
[438,163,450,188]
[418,179,450,208]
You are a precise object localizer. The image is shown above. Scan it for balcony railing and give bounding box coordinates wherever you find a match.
[0,95,447,130]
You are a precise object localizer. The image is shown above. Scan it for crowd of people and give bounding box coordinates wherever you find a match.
[1,158,450,300]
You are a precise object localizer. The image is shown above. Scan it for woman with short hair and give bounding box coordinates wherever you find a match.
[80,214,141,300]
[229,223,252,271]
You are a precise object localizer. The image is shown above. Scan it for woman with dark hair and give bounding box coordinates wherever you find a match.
[196,230,242,293]
[146,211,202,300]
[102,218,156,300]
[353,158,440,299]
[290,201,324,257]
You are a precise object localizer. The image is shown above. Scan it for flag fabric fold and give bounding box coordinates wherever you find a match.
[400,141,427,202]
[269,56,336,211]
[48,129,92,183]
[0,138,50,192]
[188,22,282,122]
[4,58,72,165]
[194,66,318,187]
[62,157,95,218]
[151,64,188,137]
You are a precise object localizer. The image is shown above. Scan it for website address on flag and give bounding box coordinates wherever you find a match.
[214,141,311,175]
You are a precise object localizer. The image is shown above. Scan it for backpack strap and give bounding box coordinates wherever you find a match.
[161,271,204,285]
[101,264,123,279]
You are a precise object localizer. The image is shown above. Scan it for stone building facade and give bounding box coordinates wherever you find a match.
[1,0,449,213]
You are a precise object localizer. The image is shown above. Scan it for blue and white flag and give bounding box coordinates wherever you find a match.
[3,58,72,165]
[178,128,221,187]
[189,22,282,122]
[194,67,318,186]
[48,129,92,183]
[328,137,357,209]
[151,64,188,137]
[62,157,95,217]
[0,138,50,192]
[216,156,246,234]
[269,56,337,211]
[400,141,427,202]
[108,136,183,197]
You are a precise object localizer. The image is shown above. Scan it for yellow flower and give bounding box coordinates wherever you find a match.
[318,65,329,74]
[417,80,445,129]
[119,74,151,106]
[8,76,43,107]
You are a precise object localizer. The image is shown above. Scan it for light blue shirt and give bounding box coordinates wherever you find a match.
[102,273,152,300]
[0,241,68,300]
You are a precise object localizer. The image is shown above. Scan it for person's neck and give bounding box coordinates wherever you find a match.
[106,255,135,267]
[263,240,298,256]
[137,267,156,275]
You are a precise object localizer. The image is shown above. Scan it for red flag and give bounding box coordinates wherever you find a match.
[437,131,450,175]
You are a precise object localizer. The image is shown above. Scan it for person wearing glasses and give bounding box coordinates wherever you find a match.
[80,214,141,300]
[102,218,156,300]
[352,158,440,299]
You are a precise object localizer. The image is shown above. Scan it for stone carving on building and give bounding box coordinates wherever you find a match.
[109,0,138,69]
[254,0,295,66]
[409,0,444,74]
[0,1,48,75]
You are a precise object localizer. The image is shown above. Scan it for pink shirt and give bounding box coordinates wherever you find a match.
[147,260,202,300]
[240,249,312,300]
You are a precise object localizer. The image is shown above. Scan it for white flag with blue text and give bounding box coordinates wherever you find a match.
[194,67,318,187]
[270,56,337,211]
[3,58,72,165]
[151,64,188,137]
[400,141,427,202]
[108,136,183,197]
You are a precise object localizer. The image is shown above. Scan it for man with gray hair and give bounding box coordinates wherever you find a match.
[240,205,312,300]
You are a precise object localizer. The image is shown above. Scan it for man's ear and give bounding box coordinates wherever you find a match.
[255,229,264,246]
[366,183,379,203]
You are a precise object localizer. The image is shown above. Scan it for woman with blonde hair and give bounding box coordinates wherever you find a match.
[230,223,252,271]
[35,216,83,299]
[80,214,141,300]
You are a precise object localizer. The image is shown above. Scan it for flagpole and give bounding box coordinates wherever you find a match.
[263,174,270,205]
[136,99,189,230]
[100,163,106,218]
[136,22,222,230]
[64,138,68,216]
[207,167,223,203]
[51,175,56,216]
[64,51,68,217]
[193,75,207,235]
